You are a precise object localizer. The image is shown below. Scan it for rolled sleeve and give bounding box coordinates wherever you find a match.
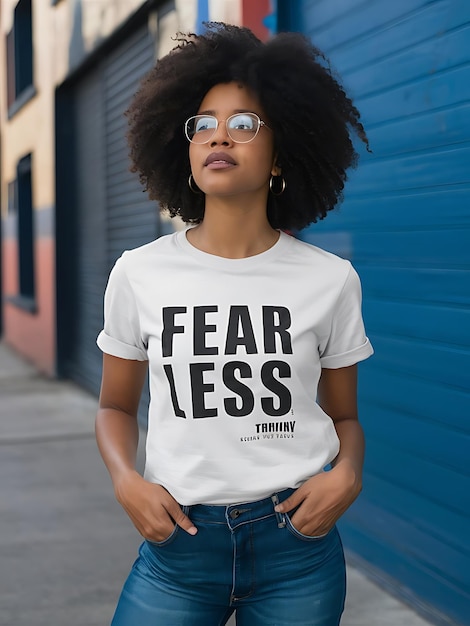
[320,337,373,369]
[319,264,374,369]
[96,254,148,361]
[96,330,147,361]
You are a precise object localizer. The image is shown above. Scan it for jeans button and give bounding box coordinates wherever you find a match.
[230,509,241,519]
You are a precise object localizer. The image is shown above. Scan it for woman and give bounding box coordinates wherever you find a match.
[96,23,373,626]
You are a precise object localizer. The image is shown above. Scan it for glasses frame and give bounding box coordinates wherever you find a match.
[184,112,270,144]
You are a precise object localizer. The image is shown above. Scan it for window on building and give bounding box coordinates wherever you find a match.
[17,154,36,307]
[6,0,35,117]
[7,180,17,215]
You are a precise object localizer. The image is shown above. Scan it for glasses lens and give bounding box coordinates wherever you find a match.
[186,115,218,143]
[227,113,259,143]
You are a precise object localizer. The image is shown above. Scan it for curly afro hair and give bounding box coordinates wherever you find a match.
[125,22,369,231]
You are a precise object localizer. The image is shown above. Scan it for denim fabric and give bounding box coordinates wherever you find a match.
[111,489,346,626]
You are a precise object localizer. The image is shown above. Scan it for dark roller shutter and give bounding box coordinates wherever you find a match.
[103,27,159,268]
[64,23,158,406]
[68,69,107,392]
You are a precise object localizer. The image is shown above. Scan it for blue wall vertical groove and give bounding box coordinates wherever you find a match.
[280,1,470,624]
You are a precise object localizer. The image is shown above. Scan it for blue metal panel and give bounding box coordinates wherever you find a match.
[358,65,470,127]
[281,0,470,623]
[196,0,210,33]
[365,366,470,433]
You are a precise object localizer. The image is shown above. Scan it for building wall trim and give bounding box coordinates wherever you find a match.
[7,84,37,120]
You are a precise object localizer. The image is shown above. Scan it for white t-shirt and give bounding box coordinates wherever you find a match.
[97,229,373,505]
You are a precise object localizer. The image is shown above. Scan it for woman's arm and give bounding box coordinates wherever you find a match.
[274,364,364,536]
[318,364,364,484]
[96,353,197,541]
[96,353,147,484]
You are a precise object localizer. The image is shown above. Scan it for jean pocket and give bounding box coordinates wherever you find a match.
[146,523,180,547]
[284,513,331,542]
[146,505,190,548]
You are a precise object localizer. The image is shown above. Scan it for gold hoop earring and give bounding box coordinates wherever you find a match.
[188,174,202,194]
[269,175,286,196]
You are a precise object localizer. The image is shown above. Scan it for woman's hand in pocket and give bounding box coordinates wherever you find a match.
[274,463,361,537]
[114,471,198,542]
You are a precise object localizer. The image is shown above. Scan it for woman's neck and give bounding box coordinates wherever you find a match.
[187,196,279,259]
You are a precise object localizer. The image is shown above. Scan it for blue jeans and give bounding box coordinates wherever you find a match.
[111,489,346,625]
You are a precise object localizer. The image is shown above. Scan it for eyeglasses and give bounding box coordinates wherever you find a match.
[184,112,270,144]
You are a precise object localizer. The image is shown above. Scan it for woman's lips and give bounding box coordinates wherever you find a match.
[206,161,237,170]
[204,152,237,169]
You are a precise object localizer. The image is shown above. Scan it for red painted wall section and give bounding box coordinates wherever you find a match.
[2,236,56,376]
[242,0,271,41]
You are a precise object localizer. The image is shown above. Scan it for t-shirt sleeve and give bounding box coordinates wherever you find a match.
[96,255,148,361]
[319,264,373,369]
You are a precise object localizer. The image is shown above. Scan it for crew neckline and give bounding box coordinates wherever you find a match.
[176,228,292,271]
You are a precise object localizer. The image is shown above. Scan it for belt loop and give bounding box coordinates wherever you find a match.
[271,494,286,528]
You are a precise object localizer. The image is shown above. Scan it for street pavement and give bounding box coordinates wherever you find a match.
[0,341,434,626]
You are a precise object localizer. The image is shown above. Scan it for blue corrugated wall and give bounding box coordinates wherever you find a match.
[279,1,470,624]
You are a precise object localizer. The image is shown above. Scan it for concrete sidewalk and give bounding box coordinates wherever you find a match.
[0,341,434,626]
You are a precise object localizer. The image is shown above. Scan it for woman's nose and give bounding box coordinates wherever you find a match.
[210,120,232,146]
